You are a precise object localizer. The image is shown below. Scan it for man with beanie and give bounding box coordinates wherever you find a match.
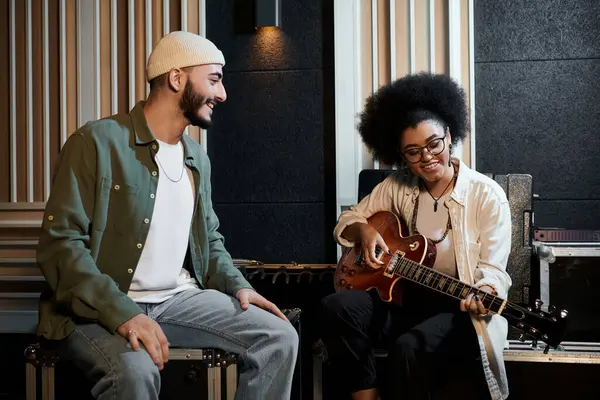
[36,31,298,399]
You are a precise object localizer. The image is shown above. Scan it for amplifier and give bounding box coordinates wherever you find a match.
[533,241,600,342]
[534,228,600,242]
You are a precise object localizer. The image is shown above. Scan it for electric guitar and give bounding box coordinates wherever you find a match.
[334,211,569,352]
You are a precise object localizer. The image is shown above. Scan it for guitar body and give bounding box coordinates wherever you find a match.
[334,211,437,305]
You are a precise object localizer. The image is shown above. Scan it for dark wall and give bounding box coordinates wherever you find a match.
[206,0,336,264]
[474,0,600,229]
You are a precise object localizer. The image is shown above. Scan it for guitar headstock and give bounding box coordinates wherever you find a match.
[503,299,569,352]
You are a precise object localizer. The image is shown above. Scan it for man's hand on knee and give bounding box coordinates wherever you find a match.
[236,288,288,321]
[117,314,170,370]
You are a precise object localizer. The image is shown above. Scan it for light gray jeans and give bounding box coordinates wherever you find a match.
[61,288,299,400]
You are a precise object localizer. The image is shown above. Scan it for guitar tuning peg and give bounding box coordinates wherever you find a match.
[548,305,556,313]
[534,299,543,311]
[543,345,550,354]
[518,334,526,342]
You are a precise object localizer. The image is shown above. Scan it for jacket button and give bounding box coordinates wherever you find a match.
[150,193,155,199]
[114,184,120,190]
[137,243,142,249]
[144,218,149,223]
[127,269,133,274]
[152,171,157,176]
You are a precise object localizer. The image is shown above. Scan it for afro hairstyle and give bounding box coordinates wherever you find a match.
[357,72,469,167]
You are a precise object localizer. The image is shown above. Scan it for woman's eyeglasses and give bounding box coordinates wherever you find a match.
[402,136,446,164]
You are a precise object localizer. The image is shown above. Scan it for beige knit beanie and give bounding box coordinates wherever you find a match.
[146,31,225,82]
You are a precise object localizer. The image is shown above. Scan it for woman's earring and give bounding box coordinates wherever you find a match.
[448,143,453,166]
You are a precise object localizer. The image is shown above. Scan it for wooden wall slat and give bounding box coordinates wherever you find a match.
[434,0,448,74]
[135,0,145,103]
[66,0,77,137]
[153,0,163,48]
[15,0,27,202]
[32,0,44,202]
[414,0,430,73]
[376,0,389,87]
[186,0,200,142]
[460,0,471,164]
[394,0,410,79]
[0,0,10,202]
[187,0,198,34]
[49,0,60,189]
[100,0,112,118]
[117,0,129,114]
[170,0,181,32]
[360,0,373,99]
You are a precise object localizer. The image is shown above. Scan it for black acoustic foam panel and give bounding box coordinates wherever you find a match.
[475,0,600,62]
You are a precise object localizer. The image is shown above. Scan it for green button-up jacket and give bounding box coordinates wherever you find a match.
[36,101,252,340]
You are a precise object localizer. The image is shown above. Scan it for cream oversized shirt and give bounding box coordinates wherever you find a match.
[334,158,512,400]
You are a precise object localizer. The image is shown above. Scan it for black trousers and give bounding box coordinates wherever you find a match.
[320,282,491,399]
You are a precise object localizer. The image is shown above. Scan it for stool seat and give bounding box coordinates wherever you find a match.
[24,342,238,400]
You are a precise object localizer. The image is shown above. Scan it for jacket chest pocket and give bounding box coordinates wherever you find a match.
[101,178,140,235]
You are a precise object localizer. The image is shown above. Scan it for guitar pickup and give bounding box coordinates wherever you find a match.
[383,251,404,278]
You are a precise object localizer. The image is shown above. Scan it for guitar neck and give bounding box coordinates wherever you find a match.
[391,255,507,314]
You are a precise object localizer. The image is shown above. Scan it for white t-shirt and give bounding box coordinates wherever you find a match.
[127,139,198,303]
[415,190,457,278]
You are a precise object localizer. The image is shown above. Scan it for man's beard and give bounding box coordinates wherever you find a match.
[179,81,213,129]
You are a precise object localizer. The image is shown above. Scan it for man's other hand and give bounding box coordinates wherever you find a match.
[117,314,169,370]
[236,288,287,321]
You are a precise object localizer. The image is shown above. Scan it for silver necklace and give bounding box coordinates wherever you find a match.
[154,154,185,183]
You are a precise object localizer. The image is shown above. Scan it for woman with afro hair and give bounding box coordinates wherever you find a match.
[320,72,512,400]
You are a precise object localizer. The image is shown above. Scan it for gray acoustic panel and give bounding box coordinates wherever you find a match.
[505,174,533,304]
[213,203,329,263]
[494,174,508,195]
[208,70,325,204]
[534,200,600,230]
[207,0,323,72]
[475,0,600,62]
[485,173,534,304]
[475,59,600,200]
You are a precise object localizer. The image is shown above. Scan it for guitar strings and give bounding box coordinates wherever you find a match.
[368,246,536,320]
[393,256,503,308]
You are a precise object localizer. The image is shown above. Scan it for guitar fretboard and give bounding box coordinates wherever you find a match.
[389,254,506,313]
